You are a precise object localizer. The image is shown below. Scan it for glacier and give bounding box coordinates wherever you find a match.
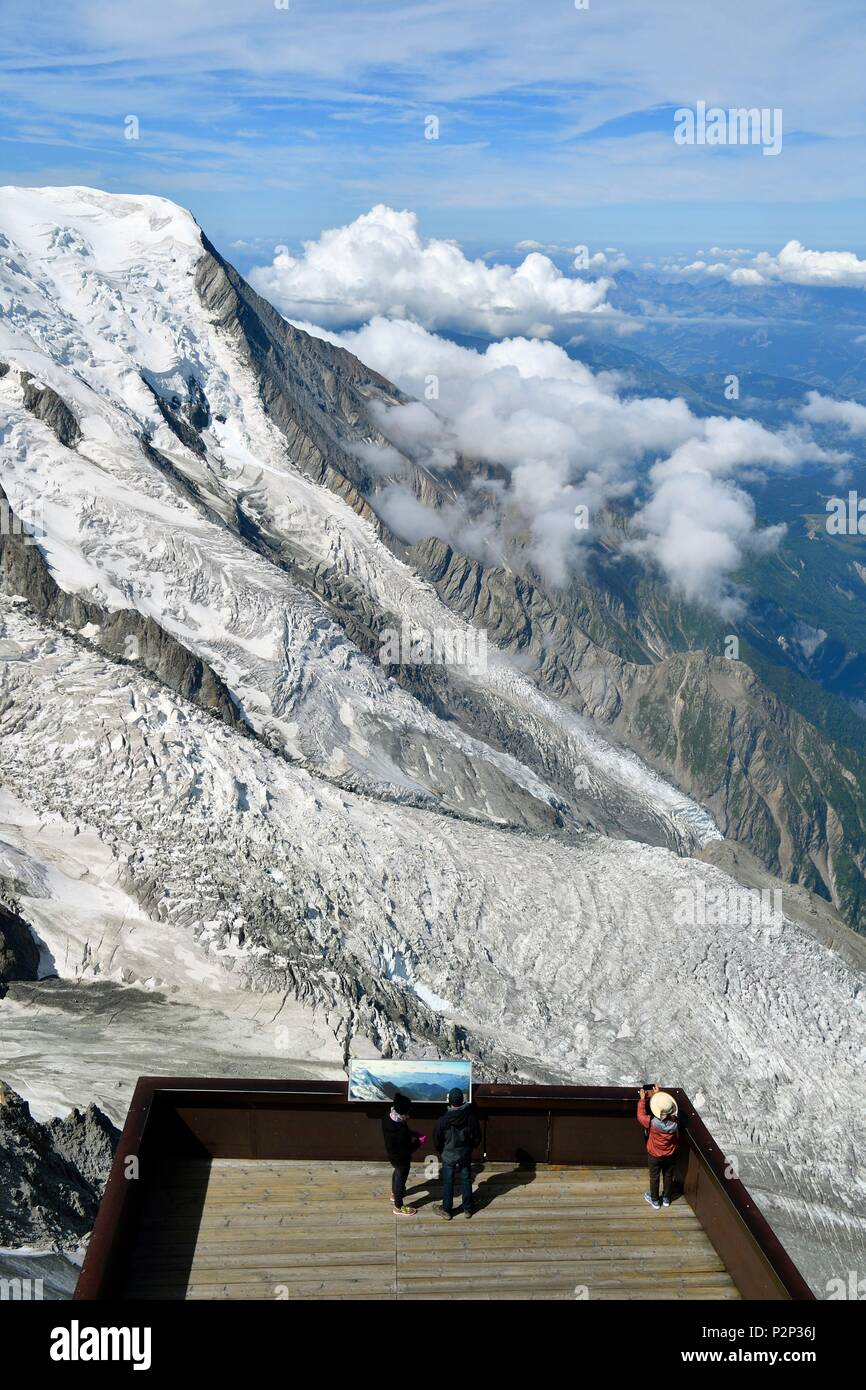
[0,185,864,1294]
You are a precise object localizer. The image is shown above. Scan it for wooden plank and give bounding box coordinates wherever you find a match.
[122,1158,739,1302]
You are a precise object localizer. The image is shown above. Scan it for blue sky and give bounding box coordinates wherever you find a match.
[1,0,865,259]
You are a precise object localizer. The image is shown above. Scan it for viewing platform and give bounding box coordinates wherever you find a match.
[75,1080,814,1302]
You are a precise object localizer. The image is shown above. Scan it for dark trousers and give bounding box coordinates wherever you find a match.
[390,1160,410,1206]
[648,1154,675,1202]
[441,1161,474,1213]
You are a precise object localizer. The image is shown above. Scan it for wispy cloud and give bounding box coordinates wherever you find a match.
[295,313,844,609]
[1,1,864,243]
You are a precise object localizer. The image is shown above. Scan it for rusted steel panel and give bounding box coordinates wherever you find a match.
[483,1111,549,1163]
[75,1079,157,1301]
[252,1104,387,1160]
[550,1112,647,1165]
[676,1092,813,1302]
[686,1155,788,1300]
[168,1104,255,1159]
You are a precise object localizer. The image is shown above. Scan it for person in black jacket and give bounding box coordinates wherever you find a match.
[433,1088,481,1219]
[382,1093,425,1216]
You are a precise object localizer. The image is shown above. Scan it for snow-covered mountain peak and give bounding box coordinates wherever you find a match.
[0,186,207,413]
[0,184,202,273]
[0,183,720,848]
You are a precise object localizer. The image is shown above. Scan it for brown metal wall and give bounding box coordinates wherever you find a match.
[684,1154,788,1300]
[141,1085,653,1167]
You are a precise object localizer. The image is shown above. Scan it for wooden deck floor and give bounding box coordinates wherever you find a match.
[123,1159,741,1300]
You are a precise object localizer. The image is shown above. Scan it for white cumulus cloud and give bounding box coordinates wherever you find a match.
[800,390,866,435]
[626,417,831,614]
[295,315,842,609]
[629,473,785,617]
[672,241,866,289]
[248,205,612,336]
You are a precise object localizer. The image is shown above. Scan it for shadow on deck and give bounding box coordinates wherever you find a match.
[122,1158,741,1301]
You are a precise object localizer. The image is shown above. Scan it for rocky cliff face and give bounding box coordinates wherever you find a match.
[435,537,865,931]
[19,370,81,449]
[587,649,866,930]
[371,531,866,931]
[195,239,410,527]
[0,482,241,726]
[0,904,40,994]
[0,1081,119,1249]
[409,531,866,927]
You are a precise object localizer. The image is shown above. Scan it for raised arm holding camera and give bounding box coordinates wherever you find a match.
[637,1084,680,1210]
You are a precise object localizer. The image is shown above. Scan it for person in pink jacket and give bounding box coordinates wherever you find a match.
[637,1084,680,1209]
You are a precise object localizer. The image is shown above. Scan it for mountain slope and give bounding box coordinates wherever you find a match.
[0,186,721,852]
[1,595,864,1292]
[0,187,864,1293]
[190,219,866,933]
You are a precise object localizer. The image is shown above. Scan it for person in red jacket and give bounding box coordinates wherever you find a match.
[637,1085,679,1209]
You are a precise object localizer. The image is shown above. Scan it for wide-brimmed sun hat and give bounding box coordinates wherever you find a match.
[650,1091,678,1119]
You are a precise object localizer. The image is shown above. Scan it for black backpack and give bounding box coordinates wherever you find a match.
[442,1110,479,1163]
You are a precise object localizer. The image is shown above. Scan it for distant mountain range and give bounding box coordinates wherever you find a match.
[605,271,866,401]
[349,1066,461,1102]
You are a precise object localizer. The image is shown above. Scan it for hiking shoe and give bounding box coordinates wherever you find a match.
[394,1205,417,1216]
[436,1206,452,1220]
[644,1191,661,1210]
[662,1197,671,1208]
